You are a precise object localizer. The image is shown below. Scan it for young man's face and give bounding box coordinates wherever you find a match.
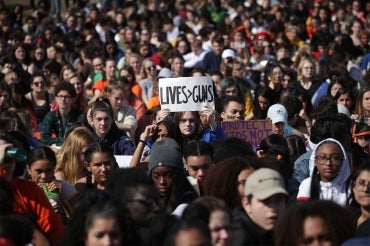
[221,101,244,121]
[185,155,213,185]
[272,122,285,135]
[212,41,223,56]
[243,194,286,231]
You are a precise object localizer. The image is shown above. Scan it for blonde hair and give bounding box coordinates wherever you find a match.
[55,126,97,185]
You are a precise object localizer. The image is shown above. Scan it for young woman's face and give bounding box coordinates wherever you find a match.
[92,111,112,137]
[314,142,343,182]
[268,67,282,86]
[144,61,157,77]
[34,48,45,61]
[31,75,46,93]
[172,58,184,75]
[15,46,25,61]
[62,68,73,81]
[151,166,175,198]
[69,76,83,94]
[352,170,370,207]
[258,96,269,111]
[281,75,291,89]
[119,69,133,83]
[179,111,197,136]
[177,41,188,55]
[337,93,353,110]
[85,217,122,246]
[362,91,370,113]
[108,89,125,112]
[330,83,343,97]
[301,61,315,79]
[86,152,114,186]
[0,90,10,106]
[129,57,141,73]
[27,159,54,184]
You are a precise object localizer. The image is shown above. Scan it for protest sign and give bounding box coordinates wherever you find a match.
[159,76,215,112]
[222,119,273,149]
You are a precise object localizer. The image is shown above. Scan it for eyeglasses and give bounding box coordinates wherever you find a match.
[303,67,314,70]
[146,65,156,70]
[354,179,370,191]
[33,81,45,87]
[56,95,72,100]
[315,155,343,166]
[272,72,283,76]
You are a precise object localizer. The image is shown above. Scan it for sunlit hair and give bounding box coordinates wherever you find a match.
[297,57,317,82]
[55,126,97,185]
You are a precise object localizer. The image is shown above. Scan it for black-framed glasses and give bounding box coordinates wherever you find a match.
[315,155,343,166]
[354,179,370,191]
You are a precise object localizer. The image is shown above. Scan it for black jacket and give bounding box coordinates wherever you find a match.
[231,207,274,246]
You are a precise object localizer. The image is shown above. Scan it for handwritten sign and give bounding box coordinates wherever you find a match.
[222,119,273,149]
[159,76,215,112]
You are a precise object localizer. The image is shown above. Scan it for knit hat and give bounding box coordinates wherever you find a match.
[267,104,288,124]
[148,138,183,174]
[245,168,288,200]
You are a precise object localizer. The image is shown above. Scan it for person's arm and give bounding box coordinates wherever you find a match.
[129,124,157,168]
[40,112,60,145]
[12,179,65,245]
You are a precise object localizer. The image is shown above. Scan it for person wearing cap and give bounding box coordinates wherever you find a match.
[267,103,294,137]
[148,137,198,214]
[231,168,288,245]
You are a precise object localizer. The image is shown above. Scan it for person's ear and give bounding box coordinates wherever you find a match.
[84,161,91,172]
[26,165,31,175]
[256,149,265,158]
[221,111,226,120]
[241,196,252,215]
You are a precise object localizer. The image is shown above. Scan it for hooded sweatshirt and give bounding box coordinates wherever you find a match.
[297,138,351,205]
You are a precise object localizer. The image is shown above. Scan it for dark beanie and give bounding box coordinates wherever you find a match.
[148,138,183,174]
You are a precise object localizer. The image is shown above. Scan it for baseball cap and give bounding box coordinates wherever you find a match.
[245,168,288,200]
[221,49,236,59]
[267,104,288,124]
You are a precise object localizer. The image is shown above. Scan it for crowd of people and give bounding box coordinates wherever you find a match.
[1,0,370,245]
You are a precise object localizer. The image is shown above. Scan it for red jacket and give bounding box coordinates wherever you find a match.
[11,178,65,244]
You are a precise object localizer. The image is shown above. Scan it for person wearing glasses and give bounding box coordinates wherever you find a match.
[350,161,370,236]
[41,82,83,147]
[25,72,54,132]
[297,138,351,206]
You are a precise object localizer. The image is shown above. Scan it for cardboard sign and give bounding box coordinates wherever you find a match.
[159,76,215,112]
[222,119,273,149]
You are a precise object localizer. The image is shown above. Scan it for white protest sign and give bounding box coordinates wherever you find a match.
[159,76,215,112]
